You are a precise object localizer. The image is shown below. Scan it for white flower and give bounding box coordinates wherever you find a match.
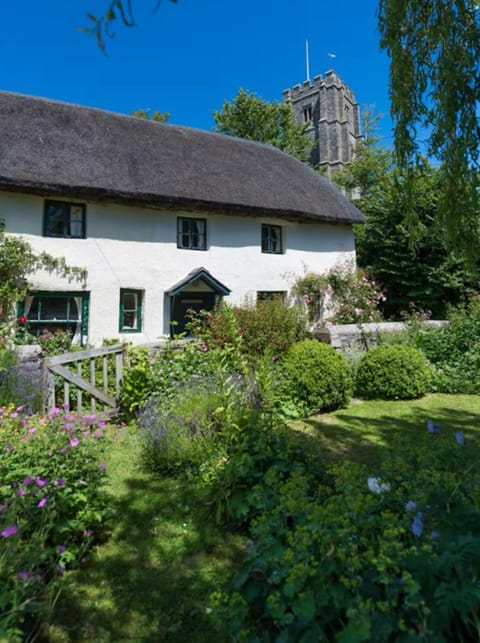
[367,477,391,494]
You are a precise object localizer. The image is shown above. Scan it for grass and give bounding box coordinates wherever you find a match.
[43,394,480,641]
[43,429,244,643]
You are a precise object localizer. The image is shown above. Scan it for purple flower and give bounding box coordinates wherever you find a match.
[83,430,90,437]
[55,478,66,486]
[412,512,424,537]
[17,571,34,580]
[4,445,13,451]
[0,503,7,512]
[431,530,441,540]
[70,438,79,447]
[97,420,106,429]
[405,500,417,513]
[455,431,465,446]
[37,498,48,508]
[49,407,61,417]
[83,529,94,537]
[1,525,18,538]
[22,476,33,486]
[100,461,107,470]
[17,488,27,496]
[28,427,37,434]
[93,430,102,439]
[427,419,441,434]
[58,545,66,553]
[35,477,48,488]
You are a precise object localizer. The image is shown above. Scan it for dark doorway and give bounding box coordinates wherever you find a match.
[171,292,216,335]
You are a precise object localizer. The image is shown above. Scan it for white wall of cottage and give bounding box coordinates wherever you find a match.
[1,191,357,345]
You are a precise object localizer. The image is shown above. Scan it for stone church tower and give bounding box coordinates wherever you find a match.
[283,70,362,175]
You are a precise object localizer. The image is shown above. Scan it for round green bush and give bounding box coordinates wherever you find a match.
[355,344,432,400]
[282,340,353,414]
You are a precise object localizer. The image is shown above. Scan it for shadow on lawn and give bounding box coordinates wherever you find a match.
[46,470,243,642]
[298,401,480,465]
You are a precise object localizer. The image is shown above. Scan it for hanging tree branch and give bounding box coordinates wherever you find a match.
[378,0,480,256]
[81,0,178,52]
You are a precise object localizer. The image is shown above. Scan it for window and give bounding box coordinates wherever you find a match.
[261,224,283,254]
[20,292,89,345]
[44,200,86,238]
[303,105,313,123]
[119,290,142,332]
[177,217,206,250]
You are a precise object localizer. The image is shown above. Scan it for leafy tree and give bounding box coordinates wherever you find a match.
[333,132,477,319]
[131,108,170,123]
[213,89,312,162]
[378,0,480,252]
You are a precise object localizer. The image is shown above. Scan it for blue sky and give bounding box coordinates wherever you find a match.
[1,0,393,144]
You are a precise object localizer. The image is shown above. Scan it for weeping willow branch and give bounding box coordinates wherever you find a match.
[378,0,480,257]
[80,0,178,52]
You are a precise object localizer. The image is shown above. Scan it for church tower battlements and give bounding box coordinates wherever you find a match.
[283,70,362,175]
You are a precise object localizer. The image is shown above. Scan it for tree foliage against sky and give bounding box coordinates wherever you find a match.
[378,0,480,252]
[213,89,312,162]
[333,128,477,319]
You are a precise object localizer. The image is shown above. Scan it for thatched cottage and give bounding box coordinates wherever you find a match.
[0,91,364,345]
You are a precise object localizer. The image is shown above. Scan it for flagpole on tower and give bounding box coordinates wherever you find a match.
[305,39,311,82]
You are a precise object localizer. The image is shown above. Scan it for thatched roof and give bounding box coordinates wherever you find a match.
[0,91,364,225]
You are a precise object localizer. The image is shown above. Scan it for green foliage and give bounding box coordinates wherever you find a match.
[0,406,112,640]
[332,120,477,320]
[119,340,218,417]
[410,296,480,394]
[212,428,480,642]
[131,108,170,122]
[189,299,307,359]
[292,263,385,325]
[0,221,87,341]
[213,88,312,162]
[282,340,353,415]
[378,0,480,256]
[355,344,432,400]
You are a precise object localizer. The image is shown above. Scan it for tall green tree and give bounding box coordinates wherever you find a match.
[213,89,312,162]
[378,0,480,252]
[333,133,477,319]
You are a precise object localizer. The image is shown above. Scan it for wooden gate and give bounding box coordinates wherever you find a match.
[44,343,126,416]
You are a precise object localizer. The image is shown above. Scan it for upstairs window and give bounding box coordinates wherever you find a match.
[261,224,283,254]
[177,217,207,250]
[44,200,86,238]
[119,289,142,333]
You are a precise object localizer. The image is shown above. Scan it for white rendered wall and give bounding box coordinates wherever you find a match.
[1,191,356,345]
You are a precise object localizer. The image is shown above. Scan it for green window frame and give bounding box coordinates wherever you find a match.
[261,224,283,254]
[119,289,142,333]
[177,217,207,250]
[44,200,86,239]
[18,292,89,345]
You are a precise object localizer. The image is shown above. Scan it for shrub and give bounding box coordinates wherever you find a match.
[212,426,480,642]
[282,340,353,415]
[355,344,431,400]
[292,262,385,325]
[411,296,480,394]
[0,406,112,641]
[120,340,218,417]
[188,299,307,359]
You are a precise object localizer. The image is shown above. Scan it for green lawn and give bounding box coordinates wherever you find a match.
[44,394,480,642]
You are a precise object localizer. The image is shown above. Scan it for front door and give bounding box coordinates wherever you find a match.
[171,292,216,336]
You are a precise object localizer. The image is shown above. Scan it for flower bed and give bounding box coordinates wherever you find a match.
[0,405,113,641]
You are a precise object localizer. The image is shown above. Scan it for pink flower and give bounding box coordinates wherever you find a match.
[97,421,106,429]
[17,488,27,496]
[22,477,33,486]
[35,477,48,487]
[100,461,107,470]
[70,438,79,447]
[1,525,18,538]
[83,430,90,437]
[28,428,37,434]
[37,498,48,508]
